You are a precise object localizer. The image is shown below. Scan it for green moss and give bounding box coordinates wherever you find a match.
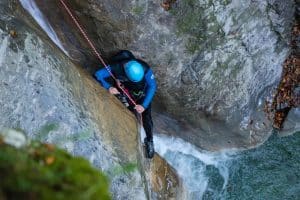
[132,6,144,15]
[0,140,111,200]
[170,0,226,54]
[108,162,138,177]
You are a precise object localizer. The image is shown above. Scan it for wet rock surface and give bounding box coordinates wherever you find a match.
[31,0,298,149]
[1,1,183,199]
[0,1,144,199]
[148,154,184,200]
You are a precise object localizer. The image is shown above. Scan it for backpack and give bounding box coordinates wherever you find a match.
[110,50,135,63]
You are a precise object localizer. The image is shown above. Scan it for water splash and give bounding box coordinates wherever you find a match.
[19,0,68,55]
[154,134,235,200]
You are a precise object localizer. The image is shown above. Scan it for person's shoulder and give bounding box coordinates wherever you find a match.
[110,62,122,70]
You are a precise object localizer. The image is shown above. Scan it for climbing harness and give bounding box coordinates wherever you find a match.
[59,0,138,108]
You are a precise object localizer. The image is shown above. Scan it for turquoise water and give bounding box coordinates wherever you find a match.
[155,132,300,200]
[223,132,300,200]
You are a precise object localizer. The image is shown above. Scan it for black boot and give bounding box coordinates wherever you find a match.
[144,138,155,159]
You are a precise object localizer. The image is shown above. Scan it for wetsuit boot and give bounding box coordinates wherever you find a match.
[144,138,154,159]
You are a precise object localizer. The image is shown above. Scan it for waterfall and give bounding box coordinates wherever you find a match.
[154,134,234,200]
[19,0,68,55]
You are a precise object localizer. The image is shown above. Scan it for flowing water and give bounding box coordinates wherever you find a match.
[154,132,300,200]
[154,134,233,199]
[19,1,300,199]
[19,0,68,55]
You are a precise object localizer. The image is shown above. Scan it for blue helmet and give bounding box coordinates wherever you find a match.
[124,61,144,82]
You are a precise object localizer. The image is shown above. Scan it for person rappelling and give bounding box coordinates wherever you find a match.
[58,0,157,159]
[95,50,157,159]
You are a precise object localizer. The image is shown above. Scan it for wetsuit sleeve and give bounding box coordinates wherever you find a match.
[142,69,157,109]
[95,67,112,90]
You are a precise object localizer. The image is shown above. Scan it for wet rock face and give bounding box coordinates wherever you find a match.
[28,0,297,147]
[134,0,296,146]
[148,154,184,200]
[32,0,135,72]
[1,1,185,199]
[0,1,147,199]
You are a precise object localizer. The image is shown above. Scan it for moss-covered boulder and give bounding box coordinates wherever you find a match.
[0,133,110,200]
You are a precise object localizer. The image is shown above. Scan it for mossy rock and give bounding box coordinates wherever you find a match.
[0,138,111,200]
[170,0,226,53]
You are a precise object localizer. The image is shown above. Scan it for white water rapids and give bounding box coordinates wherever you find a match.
[154,134,233,199]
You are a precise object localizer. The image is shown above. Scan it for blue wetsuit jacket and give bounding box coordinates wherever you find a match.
[95,63,157,109]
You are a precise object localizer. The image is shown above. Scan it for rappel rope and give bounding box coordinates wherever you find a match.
[59,0,138,108]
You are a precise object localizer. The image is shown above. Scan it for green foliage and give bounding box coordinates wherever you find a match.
[0,140,111,200]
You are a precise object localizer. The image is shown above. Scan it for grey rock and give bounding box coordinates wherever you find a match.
[33,0,298,149]
[0,1,146,199]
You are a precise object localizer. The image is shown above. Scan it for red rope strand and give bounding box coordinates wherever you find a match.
[59,0,138,107]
